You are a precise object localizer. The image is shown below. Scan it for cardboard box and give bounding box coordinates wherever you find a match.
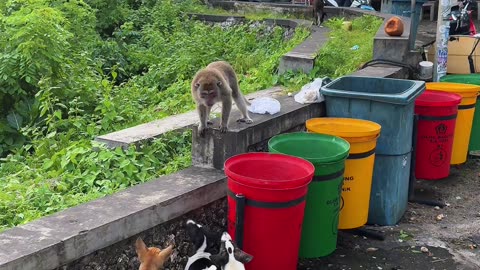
[427,36,480,74]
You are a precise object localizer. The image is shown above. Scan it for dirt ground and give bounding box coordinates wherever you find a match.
[298,158,480,270]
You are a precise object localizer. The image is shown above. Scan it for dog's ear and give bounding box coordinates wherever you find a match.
[210,242,228,267]
[186,220,205,250]
[153,244,174,267]
[135,237,148,262]
[234,249,253,264]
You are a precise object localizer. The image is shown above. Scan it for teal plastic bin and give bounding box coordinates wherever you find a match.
[384,0,428,49]
[440,74,480,154]
[321,76,425,226]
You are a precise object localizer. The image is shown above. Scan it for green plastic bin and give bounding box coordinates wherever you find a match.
[268,132,350,258]
[440,74,480,154]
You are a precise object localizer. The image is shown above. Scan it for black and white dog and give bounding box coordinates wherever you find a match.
[184,220,219,270]
[211,232,253,270]
[184,220,253,270]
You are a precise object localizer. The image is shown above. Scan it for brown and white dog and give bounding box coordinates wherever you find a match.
[135,237,174,270]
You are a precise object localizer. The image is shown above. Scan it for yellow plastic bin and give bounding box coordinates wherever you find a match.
[306,117,381,229]
[426,82,480,165]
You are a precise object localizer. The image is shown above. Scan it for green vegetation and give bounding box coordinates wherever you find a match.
[0,0,309,231]
[0,0,381,232]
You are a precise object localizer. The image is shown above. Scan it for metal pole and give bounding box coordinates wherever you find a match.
[410,0,417,50]
[433,0,453,81]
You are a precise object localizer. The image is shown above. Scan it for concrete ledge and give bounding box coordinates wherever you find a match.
[278,26,329,74]
[187,13,312,28]
[187,13,247,22]
[0,167,226,270]
[192,95,325,169]
[352,66,409,79]
[95,87,284,149]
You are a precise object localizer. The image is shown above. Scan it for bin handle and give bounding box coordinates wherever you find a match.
[227,190,307,250]
[235,193,246,250]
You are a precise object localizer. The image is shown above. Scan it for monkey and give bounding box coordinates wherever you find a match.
[313,0,326,26]
[191,61,253,136]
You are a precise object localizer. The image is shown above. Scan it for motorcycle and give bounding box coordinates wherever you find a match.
[325,0,375,11]
[349,0,375,11]
[449,0,477,36]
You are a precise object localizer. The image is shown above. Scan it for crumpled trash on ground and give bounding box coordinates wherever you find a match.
[248,97,281,115]
[294,77,331,104]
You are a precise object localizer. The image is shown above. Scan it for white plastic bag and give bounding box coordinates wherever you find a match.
[248,97,281,115]
[294,78,329,104]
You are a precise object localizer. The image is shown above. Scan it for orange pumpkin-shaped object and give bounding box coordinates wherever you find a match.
[384,16,404,36]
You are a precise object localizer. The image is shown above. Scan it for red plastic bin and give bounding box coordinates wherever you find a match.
[224,152,315,270]
[414,91,462,180]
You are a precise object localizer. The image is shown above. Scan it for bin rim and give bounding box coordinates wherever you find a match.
[268,132,351,163]
[426,82,480,98]
[224,152,315,190]
[415,90,462,107]
[440,74,480,85]
[306,117,381,140]
[320,75,426,105]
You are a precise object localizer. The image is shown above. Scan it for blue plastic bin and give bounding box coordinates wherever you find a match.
[321,76,425,226]
[387,0,428,49]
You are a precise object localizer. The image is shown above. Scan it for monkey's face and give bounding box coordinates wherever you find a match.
[194,81,221,107]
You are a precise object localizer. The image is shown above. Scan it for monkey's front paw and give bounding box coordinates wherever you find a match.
[198,126,207,137]
[237,118,253,124]
[219,126,228,133]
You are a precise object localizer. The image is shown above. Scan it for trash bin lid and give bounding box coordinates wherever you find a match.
[415,90,462,107]
[268,132,350,164]
[306,117,381,140]
[321,76,426,105]
[440,74,480,85]
[224,152,315,190]
[426,82,480,98]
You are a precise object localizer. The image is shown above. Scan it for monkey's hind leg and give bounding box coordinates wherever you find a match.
[233,95,253,124]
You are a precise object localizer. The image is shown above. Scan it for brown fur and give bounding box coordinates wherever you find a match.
[135,237,174,270]
[191,61,252,136]
[313,0,326,25]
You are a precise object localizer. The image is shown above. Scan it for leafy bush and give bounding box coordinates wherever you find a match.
[0,0,101,155]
